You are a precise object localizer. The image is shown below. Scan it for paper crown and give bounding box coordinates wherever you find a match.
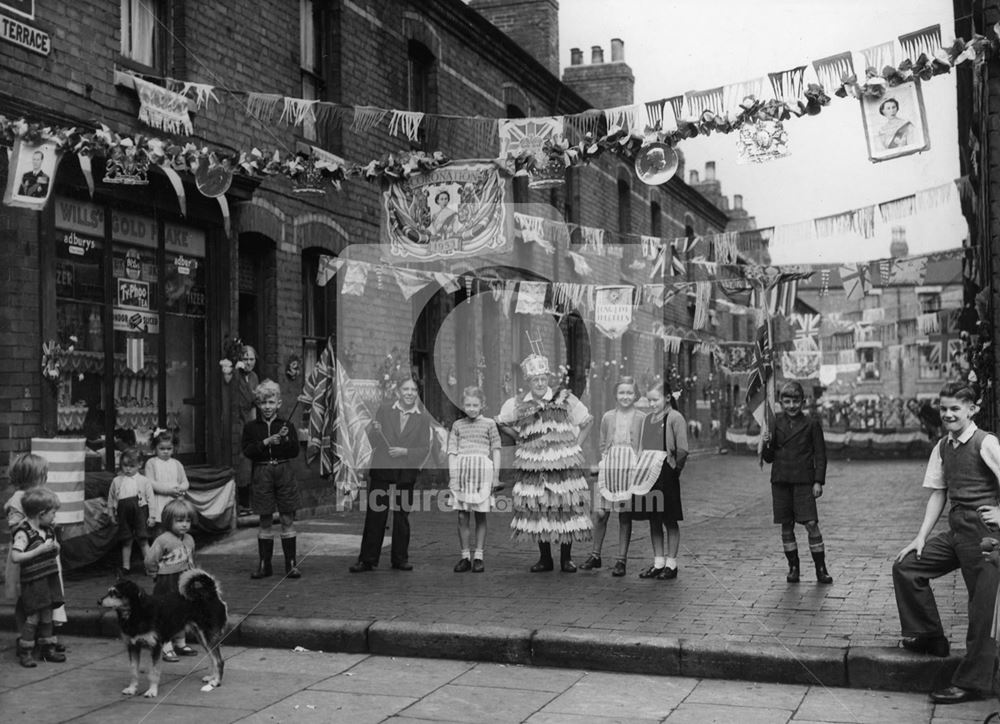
[520,353,550,379]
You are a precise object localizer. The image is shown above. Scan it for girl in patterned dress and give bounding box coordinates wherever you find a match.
[448,387,501,573]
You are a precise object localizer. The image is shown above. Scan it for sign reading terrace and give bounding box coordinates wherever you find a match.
[0,11,49,55]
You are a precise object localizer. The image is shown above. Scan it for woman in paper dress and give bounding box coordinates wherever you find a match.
[876,98,913,150]
[497,351,593,573]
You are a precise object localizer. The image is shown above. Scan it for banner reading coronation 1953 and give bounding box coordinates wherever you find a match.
[380,161,510,261]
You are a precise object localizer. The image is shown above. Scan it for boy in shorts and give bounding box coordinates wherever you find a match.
[762,380,832,585]
[242,380,302,579]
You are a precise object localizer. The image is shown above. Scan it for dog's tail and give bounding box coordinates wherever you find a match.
[178,568,224,603]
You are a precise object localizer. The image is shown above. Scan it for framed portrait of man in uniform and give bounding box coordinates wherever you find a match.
[4,138,60,209]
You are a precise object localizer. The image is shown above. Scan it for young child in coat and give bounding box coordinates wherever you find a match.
[145,498,199,662]
[108,447,156,577]
[894,381,1000,704]
[10,487,65,667]
[144,429,190,534]
[448,386,501,573]
[761,380,832,585]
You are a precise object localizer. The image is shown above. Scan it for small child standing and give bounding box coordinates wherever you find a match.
[448,387,501,573]
[144,429,190,534]
[242,379,301,579]
[10,487,65,667]
[107,448,156,577]
[761,380,832,585]
[145,498,199,662]
[581,377,645,577]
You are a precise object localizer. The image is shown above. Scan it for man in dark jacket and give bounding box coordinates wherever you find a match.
[349,377,430,572]
[762,380,832,585]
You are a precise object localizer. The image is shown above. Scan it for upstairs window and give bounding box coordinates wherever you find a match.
[120,0,167,71]
[407,40,436,147]
[300,0,325,141]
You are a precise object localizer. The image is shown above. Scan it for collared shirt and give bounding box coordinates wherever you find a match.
[922,423,1000,490]
[393,401,420,432]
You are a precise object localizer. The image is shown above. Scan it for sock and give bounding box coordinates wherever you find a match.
[473,549,484,561]
[460,549,471,559]
[654,556,665,568]
[665,557,677,569]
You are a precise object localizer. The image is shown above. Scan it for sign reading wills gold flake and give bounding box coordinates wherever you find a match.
[381,162,509,261]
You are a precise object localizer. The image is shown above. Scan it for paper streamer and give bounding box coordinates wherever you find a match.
[156,164,187,217]
[812,51,855,92]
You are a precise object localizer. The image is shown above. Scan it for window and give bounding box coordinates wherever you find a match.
[857,347,880,380]
[617,180,631,235]
[407,40,436,145]
[302,249,337,375]
[917,342,942,379]
[300,0,325,142]
[650,201,661,238]
[917,291,941,313]
[120,0,167,70]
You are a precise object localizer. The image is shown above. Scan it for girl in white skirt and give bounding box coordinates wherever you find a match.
[448,387,501,573]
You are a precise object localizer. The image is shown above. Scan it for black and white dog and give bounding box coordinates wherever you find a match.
[99,568,228,697]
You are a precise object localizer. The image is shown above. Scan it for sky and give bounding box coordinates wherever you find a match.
[559,0,966,263]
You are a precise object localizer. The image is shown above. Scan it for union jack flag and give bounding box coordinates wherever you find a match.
[839,263,869,301]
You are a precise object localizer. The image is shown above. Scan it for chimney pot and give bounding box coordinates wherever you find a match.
[591,45,604,64]
[610,38,624,62]
[689,170,700,184]
[720,195,729,210]
[570,47,582,66]
[704,161,716,181]
[734,194,743,210]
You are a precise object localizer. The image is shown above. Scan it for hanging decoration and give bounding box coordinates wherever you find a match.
[387,110,425,141]
[594,286,634,339]
[515,281,546,315]
[633,142,679,185]
[341,262,368,296]
[119,73,194,135]
[102,138,149,185]
[514,213,554,254]
[279,98,318,128]
[859,79,930,162]
[812,52,855,95]
[3,137,62,209]
[568,251,593,277]
[245,92,283,123]
[736,115,789,165]
[839,263,870,301]
[315,255,344,287]
[898,25,942,62]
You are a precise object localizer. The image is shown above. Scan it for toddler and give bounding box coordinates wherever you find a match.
[108,447,156,577]
[145,498,199,662]
[144,429,190,533]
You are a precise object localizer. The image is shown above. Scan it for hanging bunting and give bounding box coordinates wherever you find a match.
[781,349,822,380]
[856,206,876,238]
[644,284,666,307]
[515,281,546,315]
[434,271,461,294]
[767,66,806,104]
[813,210,856,238]
[640,235,661,260]
[819,268,831,296]
[712,232,739,264]
[915,182,953,211]
[563,109,602,140]
[179,81,219,109]
[341,262,368,296]
[279,98,318,127]
[129,75,194,135]
[594,285,634,339]
[568,251,593,277]
[668,240,686,276]
[898,25,942,62]
[126,337,144,374]
[604,103,641,133]
[514,212,554,253]
[878,195,916,222]
[839,263,869,301]
[245,92,283,123]
[497,116,563,163]
[686,87,725,117]
[666,95,685,125]
[861,41,895,70]
[350,106,388,134]
[723,78,766,114]
[862,307,885,323]
[918,311,941,335]
[387,110,425,141]
[580,226,605,256]
[888,256,928,284]
[393,267,431,300]
[500,281,517,317]
[812,52,855,93]
[880,259,893,285]
[693,281,712,330]
[644,99,667,129]
[316,255,344,287]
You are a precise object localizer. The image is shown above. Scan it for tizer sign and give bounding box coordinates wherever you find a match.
[0,11,50,56]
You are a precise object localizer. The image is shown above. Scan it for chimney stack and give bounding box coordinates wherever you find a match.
[704,162,716,181]
[610,38,624,62]
[469,0,561,77]
[591,45,604,63]
[562,37,635,108]
[734,194,743,210]
[570,47,582,65]
[689,170,700,184]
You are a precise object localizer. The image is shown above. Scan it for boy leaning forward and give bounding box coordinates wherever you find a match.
[893,381,1000,704]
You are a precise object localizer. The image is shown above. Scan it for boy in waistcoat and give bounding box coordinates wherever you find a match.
[893,381,1000,704]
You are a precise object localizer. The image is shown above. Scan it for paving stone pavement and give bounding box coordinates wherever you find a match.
[0,634,997,723]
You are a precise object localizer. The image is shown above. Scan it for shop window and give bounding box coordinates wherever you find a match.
[120,0,168,71]
[917,342,942,379]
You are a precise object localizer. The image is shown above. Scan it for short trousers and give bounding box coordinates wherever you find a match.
[772,482,818,524]
[251,462,299,515]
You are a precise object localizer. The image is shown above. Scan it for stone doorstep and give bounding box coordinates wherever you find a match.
[0,605,961,693]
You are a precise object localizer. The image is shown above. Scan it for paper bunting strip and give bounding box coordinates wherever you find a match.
[393,267,431,300]
[514,213,554,253]
[279,98,318,127]
[861,41,895,70]
[644,99,667,129]
[341,262,368,296]
[563,109,602,140]
[131,76,194,135]
[245,92,282,122]
[693,281,712,330]
[899,25,942,62]
[568,251,593,277]
[515,281,546,315]
[769,221,815,254]
[767,66,806,104]
[686,87,725,117]
[580,226,605,255]
[915,182,953,211]
[498,117,563,161]
[350,106,388,134]
[316,255,344,287]
[878,195,916,222]
[500,281,516,317]
[388,110,425,141]
[723,78,765,113]
[433,271,461,294]
[812,52,855,93]
[918,311,941,335]
[666,95,685,124]
[604,103,640,132]
[713,232,739,264]
[662,335,682,354]
[180,81,219,109]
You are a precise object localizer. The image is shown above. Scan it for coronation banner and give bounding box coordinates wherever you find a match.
[380,162,509,261]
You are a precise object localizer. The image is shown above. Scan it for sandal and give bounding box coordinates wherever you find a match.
[176,645,198,656]
[161,650,179,662]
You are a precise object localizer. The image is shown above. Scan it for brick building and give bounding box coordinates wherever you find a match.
[0,0,756,506]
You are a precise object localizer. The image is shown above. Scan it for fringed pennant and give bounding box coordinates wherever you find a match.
[686,87,725,117]
[350,106,388,134]
[856,206,876,239]
[180,81,219,109]
[667,95,685,124]
[316,255,344,287]
[767,66,806,103]
[918,311,941,335]
[126,336,144,374]
[563,109,602,141]
[644,284,666,307]
[915,182,953,211]
[662,335,682,354]
[515,281,546,315]
[470,116,497,156]
[723,78,765,112]
[131,76,193,135]
[568,251,593,277]
[604,103,641,132]
[500,281,516,317]
[955,176,974,203]
[812,52,855,92]
[839,263,869,301]
[861,42,895,70]
[644,99,667,130]
[878,195,916,222]
[769,221,815,255]
[899,25,942,62]
[433,271,461,293]
[279,97,318,127]
[712,232,739,264]
[387,110,425,141]
[693,281,712,330]
[580,226,605,255]
[594,285,634,339]
[514,213,554,253]
[813,211,855,238]
[341,262,368,296]
[393,267,431,300]
[246,93,283,123]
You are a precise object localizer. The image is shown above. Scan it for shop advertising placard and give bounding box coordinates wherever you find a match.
[113,308,159,334]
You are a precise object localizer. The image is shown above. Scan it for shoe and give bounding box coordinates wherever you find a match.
[811,552,833,584]
[349,561,375,573]
[530,559,554,572]
[38,644,66,663]
[392,561,413,571]
[815,567,833,584]
[786,564,800,583]
[472,559,485,573]
[176,646,198,657]
[638,565,664,579]
[16,640,36,668]
[611,560,626,577]
[161,650,180,663]
[454,558,472,572]
[930,685,981,704]
[899,636,950,657]
[251,538,274,579]
[658,566,678,580]
[579,553,602,570]
[561,559,578,573]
